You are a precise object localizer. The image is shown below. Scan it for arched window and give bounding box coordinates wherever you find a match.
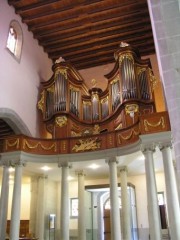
[6,20,23,61]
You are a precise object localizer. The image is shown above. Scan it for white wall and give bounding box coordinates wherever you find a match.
[0,0,52,137]
[7,182,31,220]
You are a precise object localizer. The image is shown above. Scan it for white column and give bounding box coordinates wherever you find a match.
[10,160,24,240]
[142,146,162,240]
[119,166,131,240]
[160,144,180,240]
[0,162,10,240]
[107,157,121,240]
[35,175,47,240]
[59,163,70,240]
[29,176,38,238]
[76,170,86,240]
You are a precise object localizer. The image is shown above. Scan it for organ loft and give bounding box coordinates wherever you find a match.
[3,43,170,155]
[35,42,170,153]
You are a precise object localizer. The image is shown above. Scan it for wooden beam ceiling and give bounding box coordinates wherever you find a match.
[8,0,155,70]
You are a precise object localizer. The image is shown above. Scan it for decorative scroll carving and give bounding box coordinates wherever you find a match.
[119,53,134,64]
[55,68,67,79]
[23,140,57,152]
[93,124,100,135]
[125,104,139,118]
[148,68,157,91]
[144,117,165,132]
[55,116,67,128]
[72,138,101,152]
[37,91,45,112]
[91,78,97,88]
[115,123,123,130]
[6,138,20,150]
[47,85,55,93]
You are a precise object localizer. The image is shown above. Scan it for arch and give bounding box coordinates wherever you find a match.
[6,20,23,61]
[0,108,31,136]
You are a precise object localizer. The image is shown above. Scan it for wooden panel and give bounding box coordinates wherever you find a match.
[104,209,111,240]
[6,220,29,237]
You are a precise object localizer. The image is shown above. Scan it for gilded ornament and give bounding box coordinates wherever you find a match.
[144,117,165,132]
[23,140,57,152]
[93,125,100,135]
[83,101,91,106]
[148,68,157,91]
[115,123,123,130]
[37,90,45,112]
[118,128,140,141]
[119,53,134,64]
[6,138,20,150]
[101,96,108,104]
[110,75,120,85]
[91,78,97,88]
[125,104,139,117]
[137,67,146,76]
[70,85,80,92]
[92,93,99,100]
[72,138,101,152]
[47,85,55,93]
[55,116,67,128]
[55,68,67,79]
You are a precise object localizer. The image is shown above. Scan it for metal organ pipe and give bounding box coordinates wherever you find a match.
[121,56,137,100]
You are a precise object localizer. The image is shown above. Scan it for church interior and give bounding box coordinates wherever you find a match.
[0,1,180,240]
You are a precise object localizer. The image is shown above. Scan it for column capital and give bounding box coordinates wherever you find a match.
[38,175,48,180]
[158,141,172,151]
[0,159,11,167]
[75,170,86,177]
[58,161,72,168]
[141,143,156,154]
[10,159,26,167]
[105,156,119,165]
[118,166,128,173]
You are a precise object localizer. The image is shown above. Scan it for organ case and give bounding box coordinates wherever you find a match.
[38,44,157,138]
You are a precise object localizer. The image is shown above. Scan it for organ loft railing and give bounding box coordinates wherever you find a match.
[38,43,157,138]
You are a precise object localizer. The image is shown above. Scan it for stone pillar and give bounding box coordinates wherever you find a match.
[10,160,24,240]
[142,145,162,240]
[35,175,47,240]
[0,161,10,240]
[59,163,70,240]
[159,144,180,240]
[76,170,86,240]
[119,166,131,240]
[29,176,38,238]
[107,157,121,240]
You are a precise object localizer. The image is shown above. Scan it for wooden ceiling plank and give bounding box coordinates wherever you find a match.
[45,27,153,55]
[49,36,154,61]
[23,2,147,29]
[14,0,144,21]
[42,22,152,51]
[33,9,149,38]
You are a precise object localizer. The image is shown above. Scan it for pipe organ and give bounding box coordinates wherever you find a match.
[38,43,157,138]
